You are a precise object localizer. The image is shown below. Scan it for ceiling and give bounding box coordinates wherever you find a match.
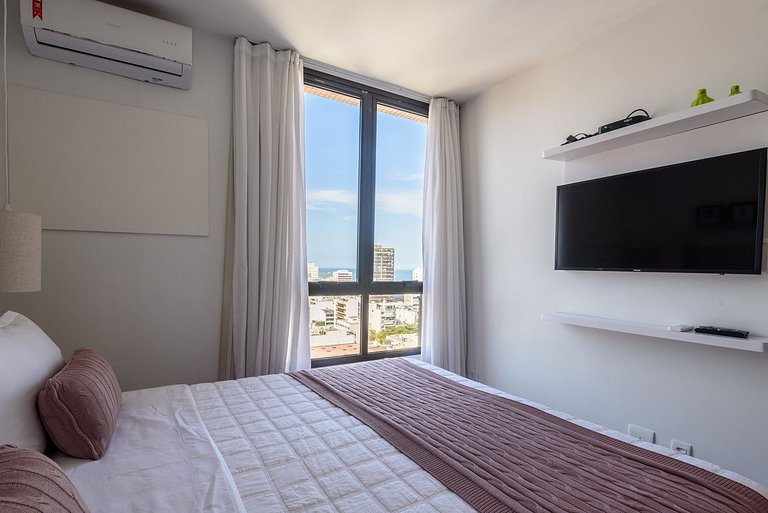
[105,0,661,102]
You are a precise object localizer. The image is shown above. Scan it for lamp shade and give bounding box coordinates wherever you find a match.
[0,211,41,292]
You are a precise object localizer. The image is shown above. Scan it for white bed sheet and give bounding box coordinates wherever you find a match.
[190,369,474,513]
[55,385,245,513]
[58,359,768,513]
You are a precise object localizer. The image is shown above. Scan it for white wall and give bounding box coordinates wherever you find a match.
[0,1,233,391]
[461,0,768,485]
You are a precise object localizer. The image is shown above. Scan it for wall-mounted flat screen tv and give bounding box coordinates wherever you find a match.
[555,148,767,274]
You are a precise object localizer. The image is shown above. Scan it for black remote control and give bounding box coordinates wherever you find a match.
[693,326,749,339]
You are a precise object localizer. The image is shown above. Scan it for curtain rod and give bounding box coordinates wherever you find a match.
[302,57,432,105]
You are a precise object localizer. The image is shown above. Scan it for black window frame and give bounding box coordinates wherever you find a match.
[304,68,428,368]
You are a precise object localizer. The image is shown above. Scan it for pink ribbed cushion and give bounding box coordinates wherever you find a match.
[38,349,122,460]
[0,445,91,512]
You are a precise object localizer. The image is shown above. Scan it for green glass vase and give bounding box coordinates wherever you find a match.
[690,88,714,107]
[729,85,742,96]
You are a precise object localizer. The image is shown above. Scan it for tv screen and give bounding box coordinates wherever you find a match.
[555,148,766,274]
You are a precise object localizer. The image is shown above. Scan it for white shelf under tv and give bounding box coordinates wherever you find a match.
[542,89,768,161]
[541,312,767,352]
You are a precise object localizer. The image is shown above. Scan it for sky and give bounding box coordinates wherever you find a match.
[305,92,427,271]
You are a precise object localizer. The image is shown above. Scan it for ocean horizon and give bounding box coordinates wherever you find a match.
[317,267,418,281]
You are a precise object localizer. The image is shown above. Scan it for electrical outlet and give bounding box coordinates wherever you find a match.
[628,424,655,443]
[468,369,480,381]
[671,439,693,456]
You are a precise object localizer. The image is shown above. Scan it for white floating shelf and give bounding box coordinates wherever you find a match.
[542,89,768,161]
[541,312,766,352]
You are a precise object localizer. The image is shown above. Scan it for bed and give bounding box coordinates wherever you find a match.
[2,311,766,513]
[53,358,768,513]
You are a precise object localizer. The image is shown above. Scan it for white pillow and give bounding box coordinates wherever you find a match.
[0,311,64,452]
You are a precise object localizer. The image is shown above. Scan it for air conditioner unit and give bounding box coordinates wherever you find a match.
[20,0,192,89]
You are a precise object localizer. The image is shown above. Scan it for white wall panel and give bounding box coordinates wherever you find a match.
[9,86,209,236]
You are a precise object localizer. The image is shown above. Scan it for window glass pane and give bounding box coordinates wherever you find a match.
[374,104,428,282]
[310,295,361,359]
[305,85,361,282]
[368,294,421,352]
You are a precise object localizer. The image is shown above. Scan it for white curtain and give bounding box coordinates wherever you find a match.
[421,98,467,376]
[220,37,311,379]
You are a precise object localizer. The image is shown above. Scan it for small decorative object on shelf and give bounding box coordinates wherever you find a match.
[690,88,714,107]
[729,85,742,96]
[542,89,768,161]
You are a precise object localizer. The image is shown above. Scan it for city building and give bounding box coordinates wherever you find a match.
[412,267,423,282]
[395,305,419,325]
[373,245,395,281]
[331,269,353,282]
[309,297,336,333]
[307,262,319,282]
[334,296,360,324]
[404,294,420,307]
[369,301,397,332]
[309,296,358,354]
[334,296,360,335]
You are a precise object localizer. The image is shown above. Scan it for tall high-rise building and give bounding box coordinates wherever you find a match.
[307,262,319,282]
[373,245,395,281]
[331,269,354,282]
[412,266,423,282]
